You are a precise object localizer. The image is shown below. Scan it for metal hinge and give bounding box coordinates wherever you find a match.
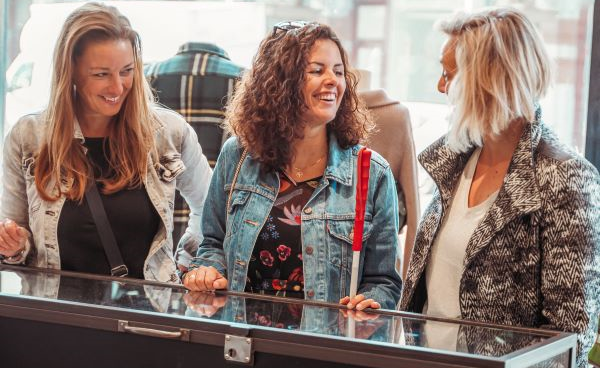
[224,334,253,364]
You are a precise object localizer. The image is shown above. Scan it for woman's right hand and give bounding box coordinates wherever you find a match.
[0,219,28,258]
[183,266,228,291]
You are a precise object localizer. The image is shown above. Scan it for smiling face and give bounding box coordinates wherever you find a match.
[74,39,134,126]
[437,37,458,94]
[300,39,347,127]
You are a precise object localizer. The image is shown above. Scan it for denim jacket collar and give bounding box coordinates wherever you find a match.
[324,133,353,187]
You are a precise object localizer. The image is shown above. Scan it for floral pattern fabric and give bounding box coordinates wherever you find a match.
[245,173,320,299]
[245,298,304,331]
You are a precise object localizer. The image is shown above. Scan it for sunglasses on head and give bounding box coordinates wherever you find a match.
[272,20,310,35]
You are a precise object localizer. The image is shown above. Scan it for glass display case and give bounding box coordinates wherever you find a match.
[0,265,576,368]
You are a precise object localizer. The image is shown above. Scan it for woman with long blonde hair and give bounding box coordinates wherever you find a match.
[0,2,212,282]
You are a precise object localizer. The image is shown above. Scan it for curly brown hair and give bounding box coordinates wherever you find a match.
[224,22,373,171]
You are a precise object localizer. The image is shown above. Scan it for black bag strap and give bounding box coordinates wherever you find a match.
[85,182,128,277]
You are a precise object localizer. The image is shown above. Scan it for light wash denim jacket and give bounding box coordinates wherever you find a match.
[0,107,212,283]
[191,135,402,309]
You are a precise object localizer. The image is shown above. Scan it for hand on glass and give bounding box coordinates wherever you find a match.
[183,291,227,318]
[339,294,381,311]
[0,219,28,258]
[183,266,228,291]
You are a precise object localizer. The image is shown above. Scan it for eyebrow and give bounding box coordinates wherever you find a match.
[307,62,344,68]
[89,62,134,71]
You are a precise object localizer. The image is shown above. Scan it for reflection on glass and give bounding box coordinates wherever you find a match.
[0,265,560,359]
[400,317,547,358]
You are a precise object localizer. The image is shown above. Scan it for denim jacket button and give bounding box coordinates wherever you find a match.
[306,246,313,255]
[307,289,315,298]
[304,207,312,214]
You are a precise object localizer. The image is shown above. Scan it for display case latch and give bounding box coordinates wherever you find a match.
[224,334,253,365]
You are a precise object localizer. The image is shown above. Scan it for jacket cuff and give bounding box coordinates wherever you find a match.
[1,238,31,265]
[359,287,398,310]
[175,231,202,271]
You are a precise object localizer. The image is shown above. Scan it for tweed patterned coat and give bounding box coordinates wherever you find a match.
[400,112,600,367]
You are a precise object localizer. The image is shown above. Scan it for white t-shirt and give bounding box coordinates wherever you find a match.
[424,148,499,319]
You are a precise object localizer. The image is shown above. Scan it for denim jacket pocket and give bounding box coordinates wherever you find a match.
[326,218,373,295]
[156,153,186,182]
[326,218,373,298]
[327,218,373,250]
[224,188,251,241]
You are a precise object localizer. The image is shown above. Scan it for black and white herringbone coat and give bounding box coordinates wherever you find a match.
[400,113,600,366]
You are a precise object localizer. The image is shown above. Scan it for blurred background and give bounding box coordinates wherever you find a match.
[0,0,596,214]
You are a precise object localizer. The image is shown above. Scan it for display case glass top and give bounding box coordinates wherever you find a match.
[0,265,576,368]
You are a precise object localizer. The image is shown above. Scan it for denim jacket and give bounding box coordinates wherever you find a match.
[0,107,212,283]
[191,135,402,309]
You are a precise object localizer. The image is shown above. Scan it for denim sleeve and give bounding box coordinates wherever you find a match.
[189,138,239,277]
[0,118,33,264]
[175,116,213,269]
[358,165,403,310]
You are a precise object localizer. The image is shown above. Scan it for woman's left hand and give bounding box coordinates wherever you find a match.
[339,294,381,311]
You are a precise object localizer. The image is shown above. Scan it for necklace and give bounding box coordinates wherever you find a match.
[291,155,326,179]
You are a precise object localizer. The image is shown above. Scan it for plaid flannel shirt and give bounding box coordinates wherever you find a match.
[145,42,243,251]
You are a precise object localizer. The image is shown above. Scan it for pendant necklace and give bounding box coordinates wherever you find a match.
[291,155,326,179]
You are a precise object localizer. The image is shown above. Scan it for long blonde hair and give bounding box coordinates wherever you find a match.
[438,7,551,152]
[35,2,157,201]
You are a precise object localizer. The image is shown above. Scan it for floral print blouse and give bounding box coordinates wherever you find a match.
[245,172,320,299]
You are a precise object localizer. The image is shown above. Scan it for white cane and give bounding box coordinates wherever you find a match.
[347,147,372,339]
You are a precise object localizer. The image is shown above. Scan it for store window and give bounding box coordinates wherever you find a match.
[1,0,596,212]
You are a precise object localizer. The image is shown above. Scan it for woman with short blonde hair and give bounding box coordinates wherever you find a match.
[439,7,551,152]
[401,7,600,366]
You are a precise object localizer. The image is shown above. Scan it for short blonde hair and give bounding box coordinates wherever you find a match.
[438,7,551,152]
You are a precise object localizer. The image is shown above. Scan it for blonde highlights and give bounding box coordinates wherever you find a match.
[35,2,158,201]
[439,7,551,152]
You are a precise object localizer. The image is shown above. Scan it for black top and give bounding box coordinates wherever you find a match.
[57,137,160,279]
[245,173,320,299]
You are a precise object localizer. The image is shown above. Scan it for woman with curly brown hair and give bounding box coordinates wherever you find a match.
[184,21,402,311]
